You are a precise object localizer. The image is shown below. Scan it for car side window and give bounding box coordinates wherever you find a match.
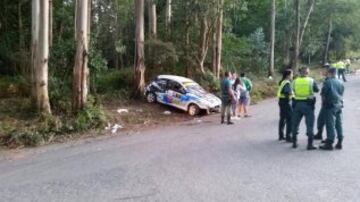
[156,79,167,91]
[168,81,185,94]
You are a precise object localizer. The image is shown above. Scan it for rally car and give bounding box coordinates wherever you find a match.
[145,75,222,116]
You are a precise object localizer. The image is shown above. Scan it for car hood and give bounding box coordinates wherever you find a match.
[187,92,221,106]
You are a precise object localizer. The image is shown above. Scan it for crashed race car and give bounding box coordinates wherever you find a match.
[145,75,222,116]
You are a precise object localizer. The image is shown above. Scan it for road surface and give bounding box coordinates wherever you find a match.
[0,75,359,202]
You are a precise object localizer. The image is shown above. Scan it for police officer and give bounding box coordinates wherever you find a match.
[314,63,331,141]
[334,61,347,82]
[292,67,319,150]
[320,67,345,150]
[277,69,293,142]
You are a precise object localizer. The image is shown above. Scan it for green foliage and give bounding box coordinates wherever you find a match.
[73,103,107,132]
[145,39,178,77]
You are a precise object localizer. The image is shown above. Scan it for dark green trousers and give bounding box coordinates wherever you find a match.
[324,107,343,143]
[316,107,326,135]
[279,100,292,138]
[292,101,315,140]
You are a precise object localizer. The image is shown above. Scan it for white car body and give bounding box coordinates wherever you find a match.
[145,75,222,115]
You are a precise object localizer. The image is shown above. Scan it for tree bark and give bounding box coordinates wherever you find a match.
[269,0,276,77]
[31,0,40,106]
[212,0,224,79]
[299,0,315,48]
[73,0,90,111]
[147,0,157,38]
[134,0,146,97]
[323,17,332,64]
[197,16,209,74]
[165,0,172,33]
[33,0,51,114]
[49,0,53,47]
[293,0,300,73]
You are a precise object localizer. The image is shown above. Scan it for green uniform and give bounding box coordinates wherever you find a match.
[315,77,330,139]
[277,79,293,141]
[291,76,319,148]
[221,78,232,123]
[321,77,345,144]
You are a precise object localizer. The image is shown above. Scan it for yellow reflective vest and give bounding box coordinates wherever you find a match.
[292,77,314,100]
[277,80,293,99]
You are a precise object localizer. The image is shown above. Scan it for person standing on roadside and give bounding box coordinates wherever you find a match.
[334,60,347,82]
[319,67,345,150]
[314,63,331,141]
[230,71,238,117]
[277,69,294,142]
[221,71,235,125]
[233,78,246,118]
[240,73,252,117]
[291,67,319,150]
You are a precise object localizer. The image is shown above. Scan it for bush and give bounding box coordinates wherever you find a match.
[145,39,178,77]
[0,76,29,98]
[73,103,107,132]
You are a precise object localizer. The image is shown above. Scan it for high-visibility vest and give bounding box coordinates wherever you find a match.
[334,61,345,69]
[277,80,293,99]
[292,77,314,100]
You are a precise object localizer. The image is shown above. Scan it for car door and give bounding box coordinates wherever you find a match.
[153,79,168,104]
[165,80,187,110]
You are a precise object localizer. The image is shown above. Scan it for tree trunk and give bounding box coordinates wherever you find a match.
[212,0,224,79]
[147,0,157,38]
[134,0,146,97]
[293,0,300,73]
[33,0,51,114]
[49,0,53,47]
[165,0,172,33]
[283,0,290,68]
[73,0,90,111]
[269,0,276,77]
[31,0,40,107]
[299,0,315,48]
[197,16,209,74]
[323,17,332,64]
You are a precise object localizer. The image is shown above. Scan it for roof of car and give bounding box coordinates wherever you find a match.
[157,75,195,84]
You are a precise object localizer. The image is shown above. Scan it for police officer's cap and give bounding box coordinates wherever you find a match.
[327,67,337,74]
[323,63,330,68]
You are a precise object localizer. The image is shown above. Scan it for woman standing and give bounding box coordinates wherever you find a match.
[277,69,293,142]
[233,78,246,118]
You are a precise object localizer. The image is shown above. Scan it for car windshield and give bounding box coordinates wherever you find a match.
[185,83,207,94]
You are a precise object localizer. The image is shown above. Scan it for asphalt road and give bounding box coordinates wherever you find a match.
[0,75,359,202]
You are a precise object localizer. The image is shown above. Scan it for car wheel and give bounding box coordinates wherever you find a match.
[146,92,156,103]
[188,104,200,116]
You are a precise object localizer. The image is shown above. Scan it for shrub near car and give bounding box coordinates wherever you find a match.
[145,75,222,116]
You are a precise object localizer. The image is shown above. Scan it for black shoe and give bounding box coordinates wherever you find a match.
[307,144,317,150]
[314,133,323,140]
[292,142,298,149]
[307,138,317,150]
[320,144,334,151]
[335,143,342,150]
[279,136,285,141]
[335,139,343,150]
[285,136,292,143]
[227,121,234,125]
[221,117,225,124]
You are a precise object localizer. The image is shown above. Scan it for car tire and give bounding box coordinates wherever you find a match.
[188,104,200,116]
[146,92,157,103]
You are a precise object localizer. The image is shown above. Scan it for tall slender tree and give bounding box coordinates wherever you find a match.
[31,0,51,114]
[134,0,146,97]
[148,0,157,38]
[165,0,172,33]
[73,0,91,111]
[269,0,276,77]
[212,0,224,79]
[294,0,300,72]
